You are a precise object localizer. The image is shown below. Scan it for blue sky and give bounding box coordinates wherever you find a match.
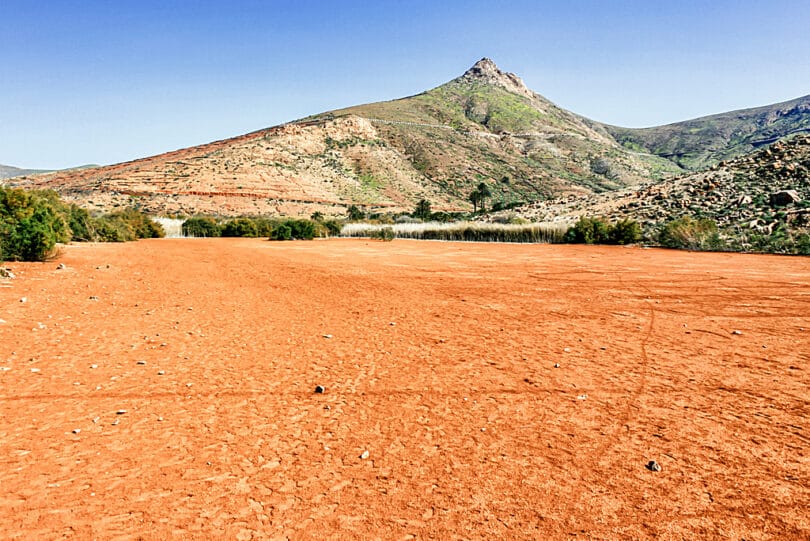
[2,0,809,169]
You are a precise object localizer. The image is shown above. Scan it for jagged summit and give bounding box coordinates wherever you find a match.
[459,57,534,98]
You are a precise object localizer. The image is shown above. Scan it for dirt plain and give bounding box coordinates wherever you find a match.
[0,238,808,540]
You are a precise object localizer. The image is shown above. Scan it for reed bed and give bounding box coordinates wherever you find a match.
[341,221,569,243]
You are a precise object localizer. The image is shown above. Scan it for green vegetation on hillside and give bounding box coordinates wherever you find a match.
[602,94,810,170]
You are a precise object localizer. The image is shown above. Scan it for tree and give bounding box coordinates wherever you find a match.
[346,204,364,221]
[469,182,492,213]
[469,190,482,213]
[414,199,431,220]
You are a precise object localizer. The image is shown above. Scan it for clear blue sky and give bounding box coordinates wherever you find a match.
[2,0,809,169]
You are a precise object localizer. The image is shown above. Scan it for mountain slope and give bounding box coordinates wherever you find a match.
[600,94,810,170]
[511,134,810,247]
[11,59,680,217]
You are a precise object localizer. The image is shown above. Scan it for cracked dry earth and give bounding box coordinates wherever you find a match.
[0,238,808,540]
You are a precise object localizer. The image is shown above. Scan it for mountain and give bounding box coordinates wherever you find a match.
[10,59,680,217]
[510,134,810,249]
[600,94,810,171]
[0,164,51,179]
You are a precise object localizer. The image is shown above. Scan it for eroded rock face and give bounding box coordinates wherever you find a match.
[461,57,535,99]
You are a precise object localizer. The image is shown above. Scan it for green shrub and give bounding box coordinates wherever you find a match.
[269,223,292,240]
[67,204,94,241]
[267,219,317,240]
[288,219,316,240]
[658,217,723,251]
[374,226,395,241]
[222,218,259,237]
[564,217,612,244]
[797,233,810,255]
[1,187,71,261]
[610,219,642,245]
[93,209,165,241]
[182,216,221,237]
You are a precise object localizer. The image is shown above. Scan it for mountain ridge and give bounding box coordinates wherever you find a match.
[9,58,810,219]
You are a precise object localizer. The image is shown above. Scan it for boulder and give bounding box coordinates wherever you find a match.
[769,190,801,206]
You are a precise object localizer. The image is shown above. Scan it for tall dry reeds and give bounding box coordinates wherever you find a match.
[340,221,568,243]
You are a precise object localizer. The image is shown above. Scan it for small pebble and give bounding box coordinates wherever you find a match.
[136,360,147,365]
[563,347,571,352]
[324,405,331,410]
[157,370,165,375]
[732,330,742,335]
[577,394,588,400]
[314,385,325,394]
[323,334,333,339]
[359,450,370,460]
[0,367,10,371]
[111,419,119,426]
[20,297,27,303]
[116,410,127,415]
[89,296,99,301]
[92,417,99,423]
[157,416,164,422]
[554,363,560,368]
[186,383,193,387]
[30,368,40,373]
[72,428,81,434]
[57,263,66,270]
[646,460,662,472]
[389,322,396,326]
[90,364,98,369]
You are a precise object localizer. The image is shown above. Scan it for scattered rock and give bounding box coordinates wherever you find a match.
[90,364,98,369]
[116,410,127,415]
[157,370,165,375]
[576,394,588,400]
[554,363,560,368]
[1,268,16,279]
[646,460,662,472]
[359,450,370,460]
[732,330,743,335]
[323,334,333,339]
[314,385,325,394]
[20,297,27,303]
[56,263,66,270]
[89,296,99,301]
[72,428,81,434]
[136,360,147,365]
[111,419,120,426]
[30,368,40,373]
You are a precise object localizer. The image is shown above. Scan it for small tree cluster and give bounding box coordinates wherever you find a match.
[564,217,642,245]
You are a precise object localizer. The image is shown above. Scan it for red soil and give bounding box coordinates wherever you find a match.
[1,239,808,540]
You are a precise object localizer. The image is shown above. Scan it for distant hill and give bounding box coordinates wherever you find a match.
[0,164,51,179]
[11,59,679,217]
[600,95,810,170]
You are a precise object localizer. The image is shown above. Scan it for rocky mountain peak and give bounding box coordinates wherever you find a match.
[460,57,534,98]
